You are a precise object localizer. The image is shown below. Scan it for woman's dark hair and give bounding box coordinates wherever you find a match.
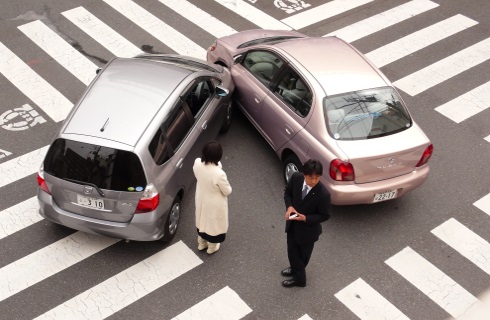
[303,159,323,176]
[201,141,222,165]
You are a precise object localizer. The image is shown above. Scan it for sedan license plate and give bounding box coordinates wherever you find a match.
[77,194,105,209]
[373,189,398,203]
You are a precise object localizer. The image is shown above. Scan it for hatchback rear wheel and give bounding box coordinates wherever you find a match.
[283,154,302,184]
[160,197,181,242]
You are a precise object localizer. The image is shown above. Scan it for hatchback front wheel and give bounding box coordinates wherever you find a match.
[160,197,181,242]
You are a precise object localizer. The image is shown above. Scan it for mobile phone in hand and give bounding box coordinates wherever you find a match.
[289,213,298,219]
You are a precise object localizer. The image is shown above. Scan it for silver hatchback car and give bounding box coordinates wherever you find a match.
[37,54,234,241]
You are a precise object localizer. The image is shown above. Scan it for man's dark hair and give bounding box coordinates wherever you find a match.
[201,141,222,165]
[303,159,323,176]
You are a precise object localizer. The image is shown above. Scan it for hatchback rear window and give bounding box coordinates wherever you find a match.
[324,87,412,140]
[44,138,147,191]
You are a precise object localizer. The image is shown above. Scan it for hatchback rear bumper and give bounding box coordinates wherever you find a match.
[38,190,167,241]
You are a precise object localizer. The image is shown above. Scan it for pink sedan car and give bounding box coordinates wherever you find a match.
[207,30,433,205]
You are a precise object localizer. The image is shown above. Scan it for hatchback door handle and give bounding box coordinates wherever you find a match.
[176,158,183,169]
[201,120,208,130]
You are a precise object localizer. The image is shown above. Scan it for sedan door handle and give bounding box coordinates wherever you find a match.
[176,158,183,169]
[285,124,294,135]
[201,120,208,130]
[254,94,262,104]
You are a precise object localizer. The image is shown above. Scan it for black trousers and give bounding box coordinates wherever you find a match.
[287,225,315,285]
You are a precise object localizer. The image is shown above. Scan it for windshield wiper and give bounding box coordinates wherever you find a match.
[63,178,105,197]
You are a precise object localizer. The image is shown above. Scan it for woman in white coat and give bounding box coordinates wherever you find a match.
[193,141,232,254]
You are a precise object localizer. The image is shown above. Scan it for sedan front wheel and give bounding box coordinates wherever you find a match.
[283,155,303,184]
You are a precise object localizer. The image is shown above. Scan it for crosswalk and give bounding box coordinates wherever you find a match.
[1,0,490,319]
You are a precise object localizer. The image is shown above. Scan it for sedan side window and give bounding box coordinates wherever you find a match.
[273,68,312,117]
[243,51,284,86]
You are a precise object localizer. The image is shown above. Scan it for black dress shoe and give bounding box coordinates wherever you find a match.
[281,267,294,277]
[282,279,306,288]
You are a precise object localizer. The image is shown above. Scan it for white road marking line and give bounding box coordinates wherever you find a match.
[366,15,478,67]
[335,278,410,320]
[432,218,490,276]
[0,145,48,189]
[326,0,439,42]
[385,247,478,318]
[62,6,143,58]
[393,37,490,96]
[0,148,12,159]
[282,0,374,30]
[298,315,313,320]
[0,232,119,302]
[18,20,99,86]
[434,81,490,123]
[35,241,202,320]
[0,197,42,240]
[160,0,237,38]
[171,286,252,320]
[104,0,206,59]
[214,0,290,30]
[485,135,490,143]
[0,42,72,122]
[474,193,490,216]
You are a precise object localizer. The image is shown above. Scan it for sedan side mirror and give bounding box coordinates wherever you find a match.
[233,54,243,65]
[96,68,101,74]
[216,86,229,97]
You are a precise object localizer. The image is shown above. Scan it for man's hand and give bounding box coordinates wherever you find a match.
[285,206,297,220]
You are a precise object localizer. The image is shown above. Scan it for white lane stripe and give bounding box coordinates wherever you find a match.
[326,0,439,42]
[18,20,98,86]
[104,0,205,59]
[393,37,490,96]
[474,193,490,216]
[35,241,202,320]
[0,145,48,189]
[171,286,252,320]
[0,197,42,240]
[335,278,409,320]
[432,218,490,276]
[385,247,478,318]
[366,15,478,68]
[282,0,374,30]
[62,6,143,58]
[0,232,119,302]
[214,0,290,30]
[0,42,72,122]
[434,81,490,123]
[160,0,237,39]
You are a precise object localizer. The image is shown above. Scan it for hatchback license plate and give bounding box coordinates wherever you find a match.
[373,189,397,203]
[77,194,105,209]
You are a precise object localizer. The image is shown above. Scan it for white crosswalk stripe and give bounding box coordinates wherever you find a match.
[0,197,42,240]
[0,145,48,189]
[474,193,490,216]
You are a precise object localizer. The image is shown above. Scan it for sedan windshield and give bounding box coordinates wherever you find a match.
[324,87,412,140]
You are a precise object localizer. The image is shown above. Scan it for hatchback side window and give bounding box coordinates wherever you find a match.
[184,79,215,118]
[243,51,284,86]
[273,68,312,117]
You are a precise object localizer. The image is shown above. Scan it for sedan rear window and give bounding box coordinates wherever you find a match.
[324,87,412,140]
[44,138,147,191]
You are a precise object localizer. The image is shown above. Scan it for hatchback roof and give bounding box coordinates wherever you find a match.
[63,57,192,147]
[273,37,387,96]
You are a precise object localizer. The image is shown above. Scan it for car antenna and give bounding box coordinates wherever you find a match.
[100,118,109,132]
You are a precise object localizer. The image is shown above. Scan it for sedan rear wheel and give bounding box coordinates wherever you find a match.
[283,155,303,184]
[160,197,181,242]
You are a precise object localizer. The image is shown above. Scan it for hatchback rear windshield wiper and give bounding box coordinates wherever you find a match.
[62,178,105,197]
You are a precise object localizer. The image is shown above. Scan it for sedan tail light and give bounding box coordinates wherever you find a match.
[415,144,434,167]
[330,159,355,181]
[37,164,51,195]
[135,184,159,213]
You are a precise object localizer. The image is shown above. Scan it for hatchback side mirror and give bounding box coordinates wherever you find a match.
[216,86,229,97]
[96,68,101,74]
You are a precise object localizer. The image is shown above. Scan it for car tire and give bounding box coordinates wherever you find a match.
[220,99,233,133]
[160,197,181,242]
[283,154,303,184]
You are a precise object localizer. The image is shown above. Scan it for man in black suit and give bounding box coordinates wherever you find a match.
[281,159,331,288]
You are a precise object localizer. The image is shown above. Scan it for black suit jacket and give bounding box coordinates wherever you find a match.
[284,172,331,244]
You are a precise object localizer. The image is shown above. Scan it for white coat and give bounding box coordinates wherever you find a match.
[193,158,232,236]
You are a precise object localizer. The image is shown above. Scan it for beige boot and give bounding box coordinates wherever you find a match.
[197,236,208,251]
[207,242,220,254]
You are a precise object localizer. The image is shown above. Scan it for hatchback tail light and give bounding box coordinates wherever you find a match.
[37,164,51,195]
[415,144,434,167]
[135,184,159,213]
[329,159,355,181]
[208,41,217,52]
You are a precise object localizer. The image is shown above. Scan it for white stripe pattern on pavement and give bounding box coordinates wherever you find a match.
[104,0,205,59]
[214,0,290,31]
[393,37,490,96]
[434,81,490,123]
[0,148,12,159]
[0,232,119,302]
[432,218,490,276]
[35,241,202,320]
[326,0,439,42]
[0,42,73,122]
[62,6,143,58]
[335,278,410,320]
[282,0,374,30]
[0,197,42,240]
[298,315,313,320]
[485,135,490,143]
[18,20,99,86]
[385,247,478,318]
[171,286,252,320]
[0,145,49,189]
[474,193,490,216]
[160,0,237,39]
[366,14,478,68]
